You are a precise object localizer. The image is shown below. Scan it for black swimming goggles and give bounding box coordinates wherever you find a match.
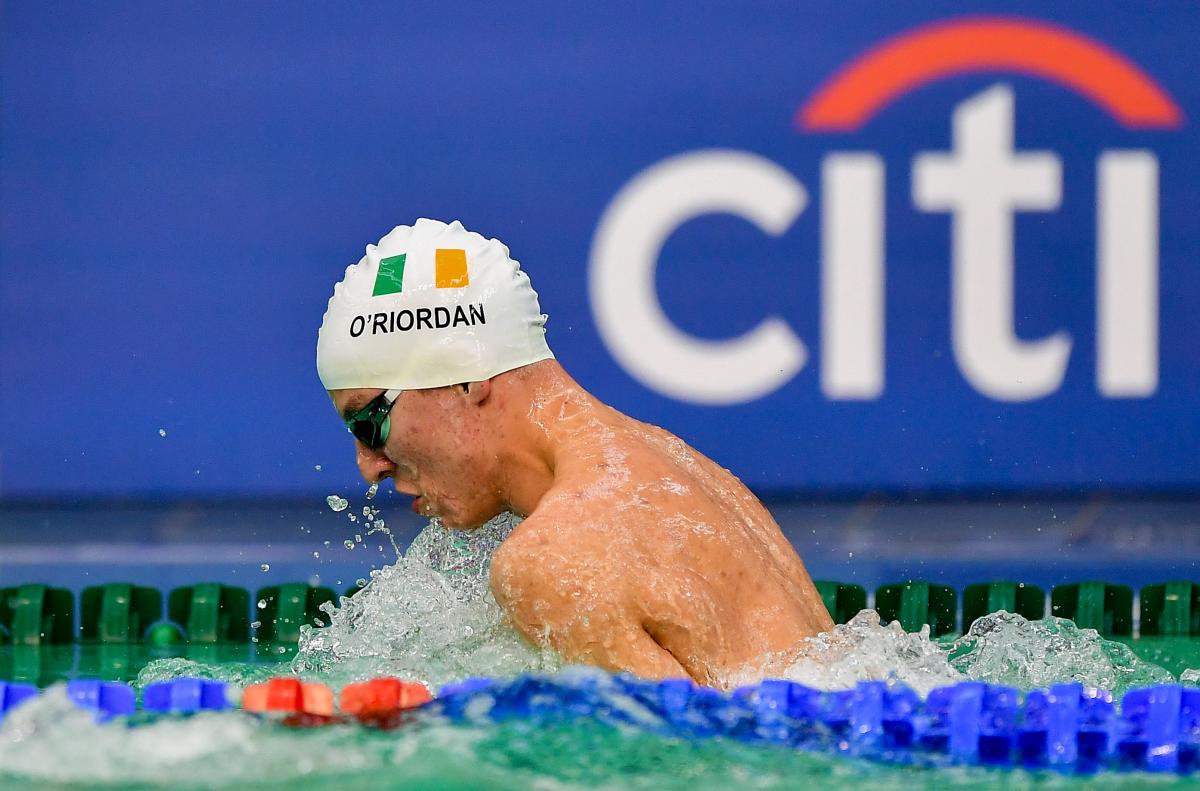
[344,389,403,449]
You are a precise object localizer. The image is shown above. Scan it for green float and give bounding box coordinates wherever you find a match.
[255,584,336,643]
[962,581,1045,631]
[1050,582,1132,637]
[813,580,868,625]
[80,583,163,643]
[875,581,957,637]
[168,584,251,643]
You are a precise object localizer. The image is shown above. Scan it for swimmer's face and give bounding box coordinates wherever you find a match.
[330,385,505,529]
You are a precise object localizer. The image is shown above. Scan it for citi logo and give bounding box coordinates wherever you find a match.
[589,18,1182,406]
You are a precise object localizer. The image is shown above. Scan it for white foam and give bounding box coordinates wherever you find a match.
[292,512,558,689]
[948,610,1174,694]
[727,611,964,696]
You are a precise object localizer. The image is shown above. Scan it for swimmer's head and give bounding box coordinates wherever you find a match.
[318,219,556,527]
[316,218,553,392]
[330,377,526,528]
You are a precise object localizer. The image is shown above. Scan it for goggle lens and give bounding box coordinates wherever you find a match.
[349,420,383,448]
[343,391,400,449]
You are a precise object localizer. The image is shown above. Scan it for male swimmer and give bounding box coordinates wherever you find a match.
[316,219,832,688]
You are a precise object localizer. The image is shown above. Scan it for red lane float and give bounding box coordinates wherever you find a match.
[341,678,433,728]
[242,678,335,717]
[341,678,433,715]
[239,676,433,728]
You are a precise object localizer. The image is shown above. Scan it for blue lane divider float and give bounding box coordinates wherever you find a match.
[0,681,38,722]
[433,675,1200,775]
[5,673,1200,775]
[143,679,230,713]
[65,680,136,722]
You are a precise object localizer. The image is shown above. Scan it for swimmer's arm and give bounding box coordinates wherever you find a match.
[490,544,689,681]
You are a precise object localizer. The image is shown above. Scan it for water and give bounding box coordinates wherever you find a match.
[2,513,1198,789]
[292,513,558,690]
[948,610,1175,693]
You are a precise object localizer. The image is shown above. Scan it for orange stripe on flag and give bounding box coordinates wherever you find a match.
[436,248,469,288]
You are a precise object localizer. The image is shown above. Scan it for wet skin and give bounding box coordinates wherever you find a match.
[331,360,833,689]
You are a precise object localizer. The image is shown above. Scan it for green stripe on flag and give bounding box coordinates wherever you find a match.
[373,253,407,296]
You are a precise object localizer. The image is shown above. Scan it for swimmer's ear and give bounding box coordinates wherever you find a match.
[461,379,491,406]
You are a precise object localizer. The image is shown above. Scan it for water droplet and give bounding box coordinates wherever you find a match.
[314,464,322,471]
[158,428,167,437]
[250,620,261,629]
[257,599,267,609]
[326,495,349,512]
[260,563,270,572]
[312,551,320,559]
[344,540,355,550]
[355,534,362,543]
[366,482,379,499]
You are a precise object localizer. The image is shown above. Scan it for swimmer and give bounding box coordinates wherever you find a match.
[317,219,833,688]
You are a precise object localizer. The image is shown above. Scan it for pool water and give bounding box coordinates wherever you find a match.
[3,515,1200,789]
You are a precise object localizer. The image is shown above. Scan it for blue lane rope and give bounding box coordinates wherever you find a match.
[3,675,1199,774]
[435,675,1200,774]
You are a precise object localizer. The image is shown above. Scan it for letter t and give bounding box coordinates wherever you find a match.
[913,84,1071,401]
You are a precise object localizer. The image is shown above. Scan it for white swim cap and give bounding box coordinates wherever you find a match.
[317,219,554,391]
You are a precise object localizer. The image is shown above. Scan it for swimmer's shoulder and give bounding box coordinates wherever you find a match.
[491,496,613,583]
[489,504,627,625]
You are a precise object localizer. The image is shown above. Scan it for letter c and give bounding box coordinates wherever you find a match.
[589,150,808,405]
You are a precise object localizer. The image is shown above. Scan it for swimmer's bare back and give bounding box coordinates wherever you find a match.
[490,381,833,690]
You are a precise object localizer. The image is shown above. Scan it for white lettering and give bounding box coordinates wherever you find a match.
[589,150,807,405]
[1097,150,1159,397]
[822,153,885,399]
[914,84,1071,401]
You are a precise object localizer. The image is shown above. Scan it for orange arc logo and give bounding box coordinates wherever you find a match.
[798,17,1183,132]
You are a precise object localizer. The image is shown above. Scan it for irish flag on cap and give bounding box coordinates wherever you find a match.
[372,249,470,296]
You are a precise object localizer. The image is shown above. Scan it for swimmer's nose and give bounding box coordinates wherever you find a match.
[354,440,396,485]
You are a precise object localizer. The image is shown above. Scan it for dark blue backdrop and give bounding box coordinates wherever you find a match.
[2,2,1197,499]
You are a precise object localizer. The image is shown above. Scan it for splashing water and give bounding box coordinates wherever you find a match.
[749,611,965,696]
[734,610,1173,698]
[324,488,402,561]
[947,610,1174,694]
[292,513,558,689]
[361,504,402,559]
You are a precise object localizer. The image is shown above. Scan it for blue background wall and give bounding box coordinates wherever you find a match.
[2,2,1197,500]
